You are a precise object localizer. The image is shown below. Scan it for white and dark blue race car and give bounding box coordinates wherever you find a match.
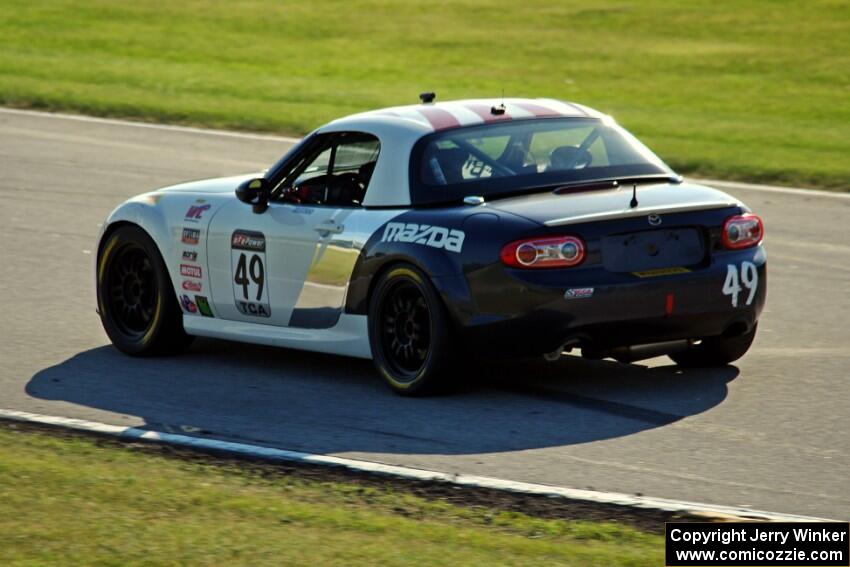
[96,95,766,395]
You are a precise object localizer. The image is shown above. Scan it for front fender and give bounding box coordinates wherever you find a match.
[97,193,174,266]
[95,193,174,311]
[95,191,229,313]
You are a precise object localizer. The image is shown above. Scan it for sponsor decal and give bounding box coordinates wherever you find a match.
[236,300,270,317]
[231,230,266,252]
[182,280,202,292]
[180,264,202,278]
[185,203,211,221]
[231,230,270,317]
[380,222,465,253]
[564,287,594,300]
[195,295,214,317]
[182,228,200,245]
[182,250,198,262]
[179,294,197,314]
[631,267,690,278]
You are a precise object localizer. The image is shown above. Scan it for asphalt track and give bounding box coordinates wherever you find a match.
[0,108,848,520]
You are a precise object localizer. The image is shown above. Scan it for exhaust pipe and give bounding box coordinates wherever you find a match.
[542,337,584,362]
[583,339,694,363]
[607,340,692,363]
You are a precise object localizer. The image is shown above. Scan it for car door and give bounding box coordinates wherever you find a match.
[206,132,382,328]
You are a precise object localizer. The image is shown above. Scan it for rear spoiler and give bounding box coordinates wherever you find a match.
[544,200,740,227]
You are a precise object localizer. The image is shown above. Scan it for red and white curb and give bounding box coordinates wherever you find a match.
[0,408,831,523]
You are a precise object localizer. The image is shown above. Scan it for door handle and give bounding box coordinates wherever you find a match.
[314,221,344,235]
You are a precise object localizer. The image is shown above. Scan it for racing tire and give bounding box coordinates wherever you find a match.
[97,225,193,356]
[368,264,456,396]
[668,324,757,367]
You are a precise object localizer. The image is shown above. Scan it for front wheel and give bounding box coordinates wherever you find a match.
[668,324,758,367]
[97,225,193,356]
[368,264,456,395]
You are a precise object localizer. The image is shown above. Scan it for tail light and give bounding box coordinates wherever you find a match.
[722,213,764,249]
[501,236,586,269]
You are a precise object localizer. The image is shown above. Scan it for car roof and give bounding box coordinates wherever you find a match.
[315,98,607,207]
[324,98,604,134]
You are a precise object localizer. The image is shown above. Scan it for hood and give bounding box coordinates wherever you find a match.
[156,173,261,195]
[487,182,742,227]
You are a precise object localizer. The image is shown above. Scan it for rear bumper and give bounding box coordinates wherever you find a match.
[435,245,767,358]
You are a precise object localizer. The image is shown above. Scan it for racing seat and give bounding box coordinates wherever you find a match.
[421,147,469,185]
[352,160,376,204]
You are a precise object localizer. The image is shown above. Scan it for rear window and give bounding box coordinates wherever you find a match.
[411,118,675,205]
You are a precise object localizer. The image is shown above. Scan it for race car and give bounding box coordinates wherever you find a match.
[95,95,766,395]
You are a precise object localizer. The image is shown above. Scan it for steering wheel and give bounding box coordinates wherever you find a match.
[548,146,593,171]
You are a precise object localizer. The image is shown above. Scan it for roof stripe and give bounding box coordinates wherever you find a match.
[417,106,461,131]
[513,101,565,118]
[463,103,512,123]
[390,108,433,128]
[443,105,485,127]
[334,99,596,132]
[536,98,588,116]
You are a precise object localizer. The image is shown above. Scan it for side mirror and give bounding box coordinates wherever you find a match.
[235,177,269,214]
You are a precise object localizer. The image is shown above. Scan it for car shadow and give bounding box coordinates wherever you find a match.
[26,339,738,455]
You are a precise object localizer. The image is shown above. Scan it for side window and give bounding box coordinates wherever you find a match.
[293,147,332,186]
[276,133,380,207]
[334,139,380,174]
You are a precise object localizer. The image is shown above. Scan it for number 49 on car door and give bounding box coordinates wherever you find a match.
[231,230,270,317]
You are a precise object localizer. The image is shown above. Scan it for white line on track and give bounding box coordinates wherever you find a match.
[0,408,832,523]
[688,178,850,200]
[0,106,302,144]
[1,106,848,199]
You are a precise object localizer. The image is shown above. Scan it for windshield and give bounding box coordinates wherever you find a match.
[410,118,676,205]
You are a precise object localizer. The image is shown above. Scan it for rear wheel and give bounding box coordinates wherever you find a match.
[368,265,456,395]
[668,324,757,367]
[97,225,193,356]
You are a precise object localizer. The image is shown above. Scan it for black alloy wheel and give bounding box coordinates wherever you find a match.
[380,279,431,376]
[105,244,158,338]
[368,264,455,395]
[97,225,193,356]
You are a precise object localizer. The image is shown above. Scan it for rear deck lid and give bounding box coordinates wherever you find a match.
[601,227,705,273]
[487,182,741,227]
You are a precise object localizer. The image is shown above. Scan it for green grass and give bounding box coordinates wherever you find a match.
[1,0,848,189]
[0,426,662,566]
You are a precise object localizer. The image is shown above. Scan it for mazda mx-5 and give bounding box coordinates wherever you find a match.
[96,96,766,395]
